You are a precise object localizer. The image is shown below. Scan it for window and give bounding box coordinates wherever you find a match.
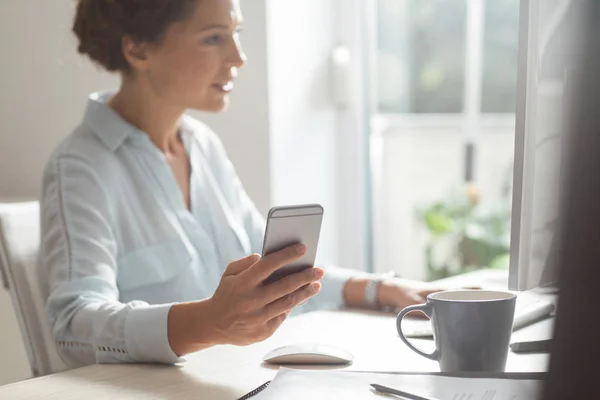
[370,0,520,281]
[482,0,520,113]
[378,0,519,115]
[377,0,466,113]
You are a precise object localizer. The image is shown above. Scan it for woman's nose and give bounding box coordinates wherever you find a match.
[227,40,247,69]
[230,52,246,69]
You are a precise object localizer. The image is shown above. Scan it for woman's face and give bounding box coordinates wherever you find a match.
[137,0,246,112]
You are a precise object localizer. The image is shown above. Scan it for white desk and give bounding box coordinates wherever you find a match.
[0,269,553,399]
[0,308,552,399]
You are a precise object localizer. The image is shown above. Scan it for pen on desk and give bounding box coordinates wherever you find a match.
[370,384,440,400]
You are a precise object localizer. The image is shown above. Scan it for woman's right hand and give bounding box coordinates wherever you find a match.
[168,244,324,356]
[208,244,324,345]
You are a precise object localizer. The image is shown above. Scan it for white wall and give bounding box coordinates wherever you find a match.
[0,1,117,199]
[266,0,339,266]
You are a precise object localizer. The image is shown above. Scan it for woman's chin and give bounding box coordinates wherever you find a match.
[194,96,230,113]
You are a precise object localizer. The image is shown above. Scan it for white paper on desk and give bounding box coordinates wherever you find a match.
[253,369,541,400]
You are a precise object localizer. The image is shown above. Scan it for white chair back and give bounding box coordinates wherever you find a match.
[0,202,67,376]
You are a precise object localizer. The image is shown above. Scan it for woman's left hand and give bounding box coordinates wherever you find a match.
[377,281,443,318]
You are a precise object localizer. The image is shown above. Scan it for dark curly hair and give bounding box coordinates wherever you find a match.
[73,0,197,72]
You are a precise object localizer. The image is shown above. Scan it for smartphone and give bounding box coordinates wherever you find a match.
[261,204,324,285]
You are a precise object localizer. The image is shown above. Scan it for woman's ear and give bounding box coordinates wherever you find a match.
[122,36,151,71]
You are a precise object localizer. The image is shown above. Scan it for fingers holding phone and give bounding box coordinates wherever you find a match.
[241,243,309,286]
[260,264,325,305]
[209,244,323,346]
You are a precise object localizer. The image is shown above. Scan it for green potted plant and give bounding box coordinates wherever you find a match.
[418,166,512,281]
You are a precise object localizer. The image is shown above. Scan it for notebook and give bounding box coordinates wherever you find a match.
[237,381,271,400]
[239,369,545,400]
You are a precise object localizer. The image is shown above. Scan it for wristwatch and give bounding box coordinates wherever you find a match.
[364,271,395,308]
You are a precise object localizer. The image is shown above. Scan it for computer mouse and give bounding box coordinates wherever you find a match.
[263,343,354,365]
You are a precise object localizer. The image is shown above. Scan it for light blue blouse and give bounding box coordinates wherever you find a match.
[41,91,357,367]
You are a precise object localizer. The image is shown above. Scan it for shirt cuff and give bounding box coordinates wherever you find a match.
[316,265,361,309]
[124,303,186,364]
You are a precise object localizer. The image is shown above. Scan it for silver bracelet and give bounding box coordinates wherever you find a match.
[364,272,395,308]
[364,278,383,307]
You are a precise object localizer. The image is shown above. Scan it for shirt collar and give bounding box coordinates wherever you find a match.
[83,90,141,152]
[84,90,196,153]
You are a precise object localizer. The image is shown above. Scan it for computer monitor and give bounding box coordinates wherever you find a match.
[542,2,599,397]
[508,0,586,291]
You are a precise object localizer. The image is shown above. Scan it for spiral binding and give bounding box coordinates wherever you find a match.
[237,381,271,400]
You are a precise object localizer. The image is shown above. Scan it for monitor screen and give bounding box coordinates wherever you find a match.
[509,0,586,290]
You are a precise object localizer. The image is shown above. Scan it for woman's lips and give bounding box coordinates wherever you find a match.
[211,82,234,93]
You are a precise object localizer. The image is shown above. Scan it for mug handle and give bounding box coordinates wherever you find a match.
[396,303,439,361]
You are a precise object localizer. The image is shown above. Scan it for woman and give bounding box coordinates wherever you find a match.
[41,0,440,367]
